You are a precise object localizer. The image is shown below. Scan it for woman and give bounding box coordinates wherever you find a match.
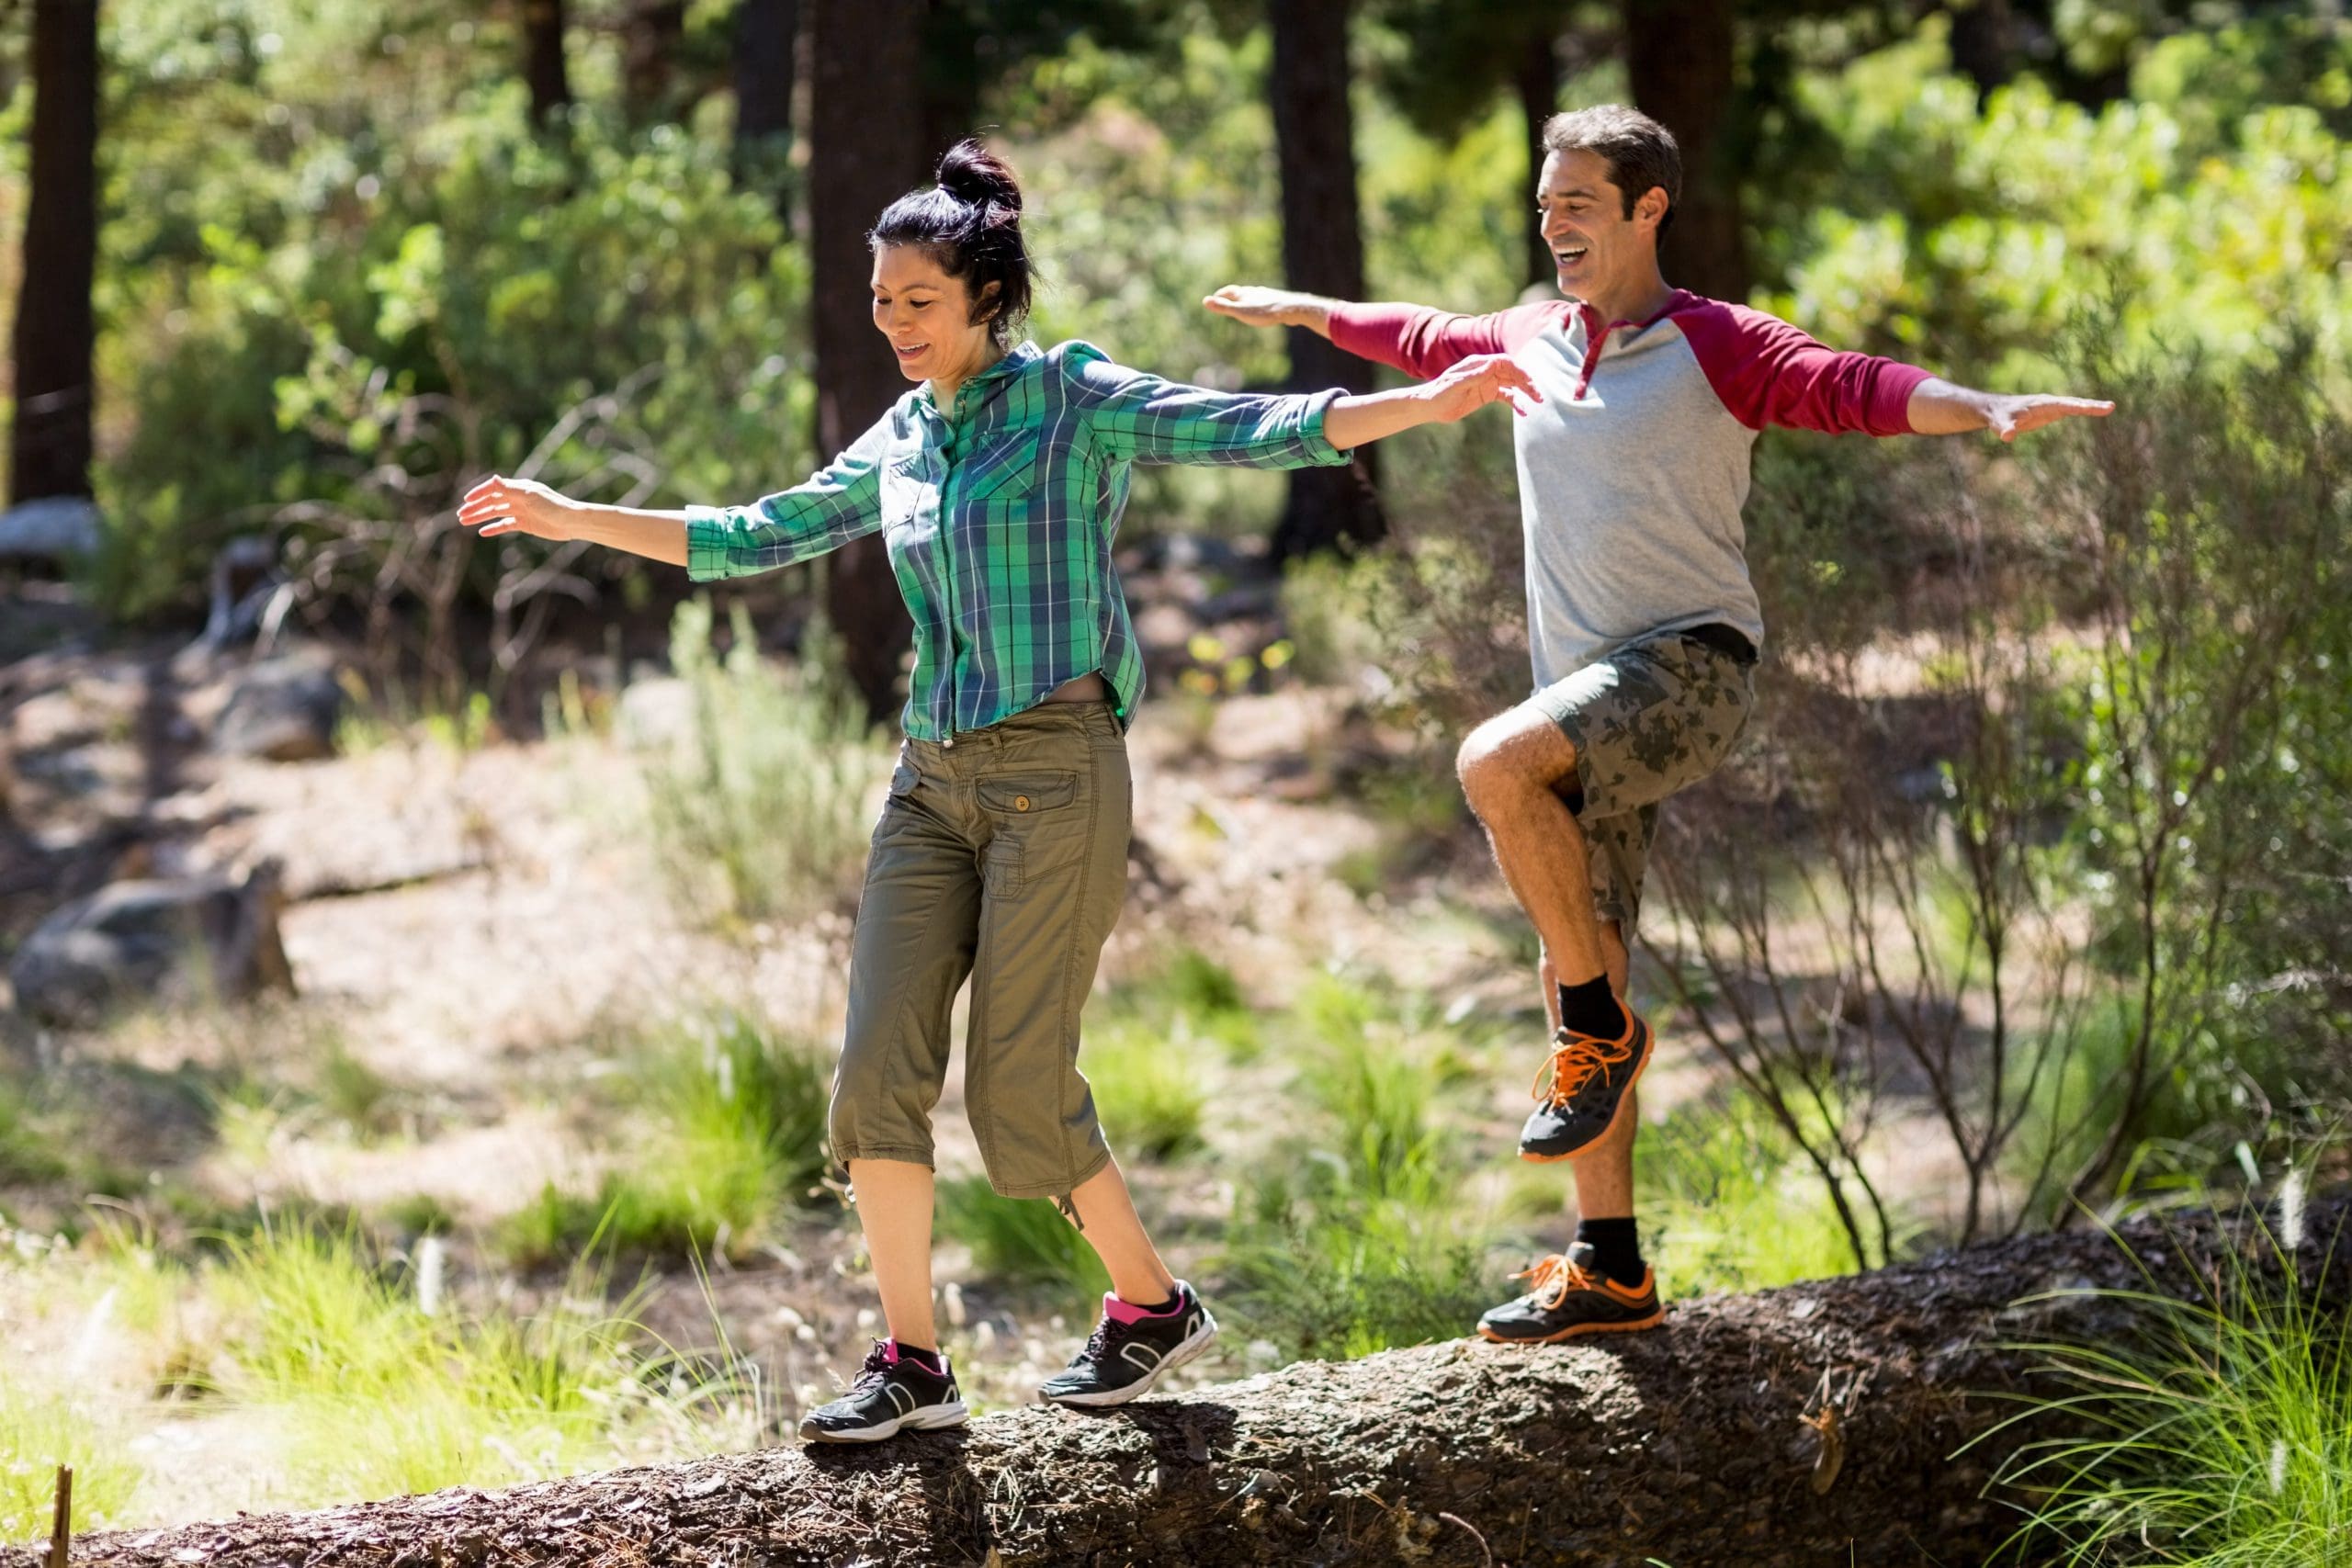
[458,141,1535,1443]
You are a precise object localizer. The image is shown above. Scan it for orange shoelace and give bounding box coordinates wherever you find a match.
[1530,1027,1633,1109]
[1510,1252,1598,1310]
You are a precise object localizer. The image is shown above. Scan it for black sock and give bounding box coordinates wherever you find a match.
[1574,1217,1645,1289]
[891,1339,944,1373]
[1556,974,1625,1040]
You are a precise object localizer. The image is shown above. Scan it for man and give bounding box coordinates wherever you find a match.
[1206,105,2110,1343]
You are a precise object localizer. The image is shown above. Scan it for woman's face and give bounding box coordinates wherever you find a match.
[870,244,999,388]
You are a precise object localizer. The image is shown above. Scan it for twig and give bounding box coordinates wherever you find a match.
[49,1465,72,1568]
[1440,1511,1495,1568]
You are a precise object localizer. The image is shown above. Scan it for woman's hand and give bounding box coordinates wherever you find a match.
[1415,353,1542,423]
[457,474,582,541]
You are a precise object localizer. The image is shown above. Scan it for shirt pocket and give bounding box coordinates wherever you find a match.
[957,432,1042,506]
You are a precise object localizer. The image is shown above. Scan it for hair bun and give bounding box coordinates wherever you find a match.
[934,139,1023,214]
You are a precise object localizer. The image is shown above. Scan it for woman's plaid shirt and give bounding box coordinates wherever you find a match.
[683,340,1349,740]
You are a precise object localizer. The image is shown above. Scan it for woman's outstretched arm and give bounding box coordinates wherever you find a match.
[456,477,689,565]
[458,411,897,580]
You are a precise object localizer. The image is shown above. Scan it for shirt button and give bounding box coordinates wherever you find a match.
[1014,795,1032,812]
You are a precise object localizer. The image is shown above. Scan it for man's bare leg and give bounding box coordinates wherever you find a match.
[1456,705,1611,983]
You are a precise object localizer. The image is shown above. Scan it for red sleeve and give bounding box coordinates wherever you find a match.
[1328,300,1566,379]
[1673,301,1931,436]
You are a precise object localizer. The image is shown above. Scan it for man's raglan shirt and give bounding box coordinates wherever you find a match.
[1328,290,1932,687]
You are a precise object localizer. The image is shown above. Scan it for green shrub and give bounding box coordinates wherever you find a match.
[634,597,888,931]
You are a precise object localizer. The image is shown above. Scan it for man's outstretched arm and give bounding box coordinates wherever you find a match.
[1905,378,2114,442]
[1204,284,1557,380]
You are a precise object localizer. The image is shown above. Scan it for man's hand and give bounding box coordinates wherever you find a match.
[1981,392,2116,443]
[457,474,582,540]
[1417,353,1542,423]
[1202,284,1332,334]
[1907,378,2115,441]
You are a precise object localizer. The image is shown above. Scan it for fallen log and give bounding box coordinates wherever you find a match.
[17,1199,2344,1568]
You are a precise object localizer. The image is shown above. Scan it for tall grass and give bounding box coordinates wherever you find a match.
[1216,977,1507,1359]
[1984,1196,2349,1566]
[634,597,887,930]
[209,1222,762,1506]
[0,1376,140,1540]
[501,1013,831,1264]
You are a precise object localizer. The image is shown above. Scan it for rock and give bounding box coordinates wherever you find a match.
[0,496,101,563]
[213,657,345,762]
[7,863,293,1026]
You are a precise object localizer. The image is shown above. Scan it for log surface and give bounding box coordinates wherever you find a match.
[16,1201,2343,1568]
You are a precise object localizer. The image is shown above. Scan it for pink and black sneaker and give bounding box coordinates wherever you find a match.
[798,1340,967,1443]
[1037,1281,1217,1407]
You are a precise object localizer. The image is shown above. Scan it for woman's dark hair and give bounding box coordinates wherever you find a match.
[870,140,1034,344]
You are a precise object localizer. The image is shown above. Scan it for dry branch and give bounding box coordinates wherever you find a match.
[15,1201,2343,1568]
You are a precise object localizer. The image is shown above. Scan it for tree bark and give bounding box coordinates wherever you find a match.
[1623,0,1748,306]
[1268,0,1384,563]
[1513,28,1561,291]
[520,0,571,130]
[730,0,797,198]
[620,0,687,123]
[808,0,923,715]
[27,1201,2344,1568]
[1946,0,2018,104]
[9,0,100,505]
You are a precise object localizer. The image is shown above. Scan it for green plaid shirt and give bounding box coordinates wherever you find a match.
[684,340,1349,739]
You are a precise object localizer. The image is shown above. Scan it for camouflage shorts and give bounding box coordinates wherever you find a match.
[1531,628,1757,932]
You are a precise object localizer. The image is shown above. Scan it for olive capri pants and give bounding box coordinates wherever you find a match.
[829,699,1130,1202]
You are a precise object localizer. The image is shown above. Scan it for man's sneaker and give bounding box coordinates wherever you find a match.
[797,1341,968,1443]
[1519,1010,1653,1161]
[1476,1242,1663,1344]
[1037,1281,1217,1408]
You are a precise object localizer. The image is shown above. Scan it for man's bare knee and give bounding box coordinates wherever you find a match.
[1456,710,1576,817]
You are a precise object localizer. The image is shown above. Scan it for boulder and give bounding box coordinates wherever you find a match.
[0,496,101,564]
[213,657,345,762]
[7,863,293,1026]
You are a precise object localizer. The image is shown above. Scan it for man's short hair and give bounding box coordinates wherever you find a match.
[1541,105,1681,236]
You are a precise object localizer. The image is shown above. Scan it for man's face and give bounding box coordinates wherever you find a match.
[1536,148,1663,310]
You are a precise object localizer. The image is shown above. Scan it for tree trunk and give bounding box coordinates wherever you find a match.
[520,0,571,130]
[730,0,798,196]
[1513,28,1561,291]
[1947,0,2018,104]
[1268,0,1384,563]
[918,0,982,166]
[28,1201,2343,1568]
[620,0,687,123]
[9,0,100,505]
[808,0,923,715]
[1623,0,1748,306]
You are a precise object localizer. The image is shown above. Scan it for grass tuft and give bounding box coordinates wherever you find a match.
[934,1178,1111,1304]
[1983,1195,2350,1566]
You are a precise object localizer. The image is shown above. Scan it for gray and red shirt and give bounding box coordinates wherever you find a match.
[1329,290,1932,686]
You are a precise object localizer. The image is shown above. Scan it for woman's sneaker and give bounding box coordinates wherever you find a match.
[798,1341,968,1443]
[1037,1281,1217,1407]
[1476,1243,1663,1344]
[1519,1010,1654,1161]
